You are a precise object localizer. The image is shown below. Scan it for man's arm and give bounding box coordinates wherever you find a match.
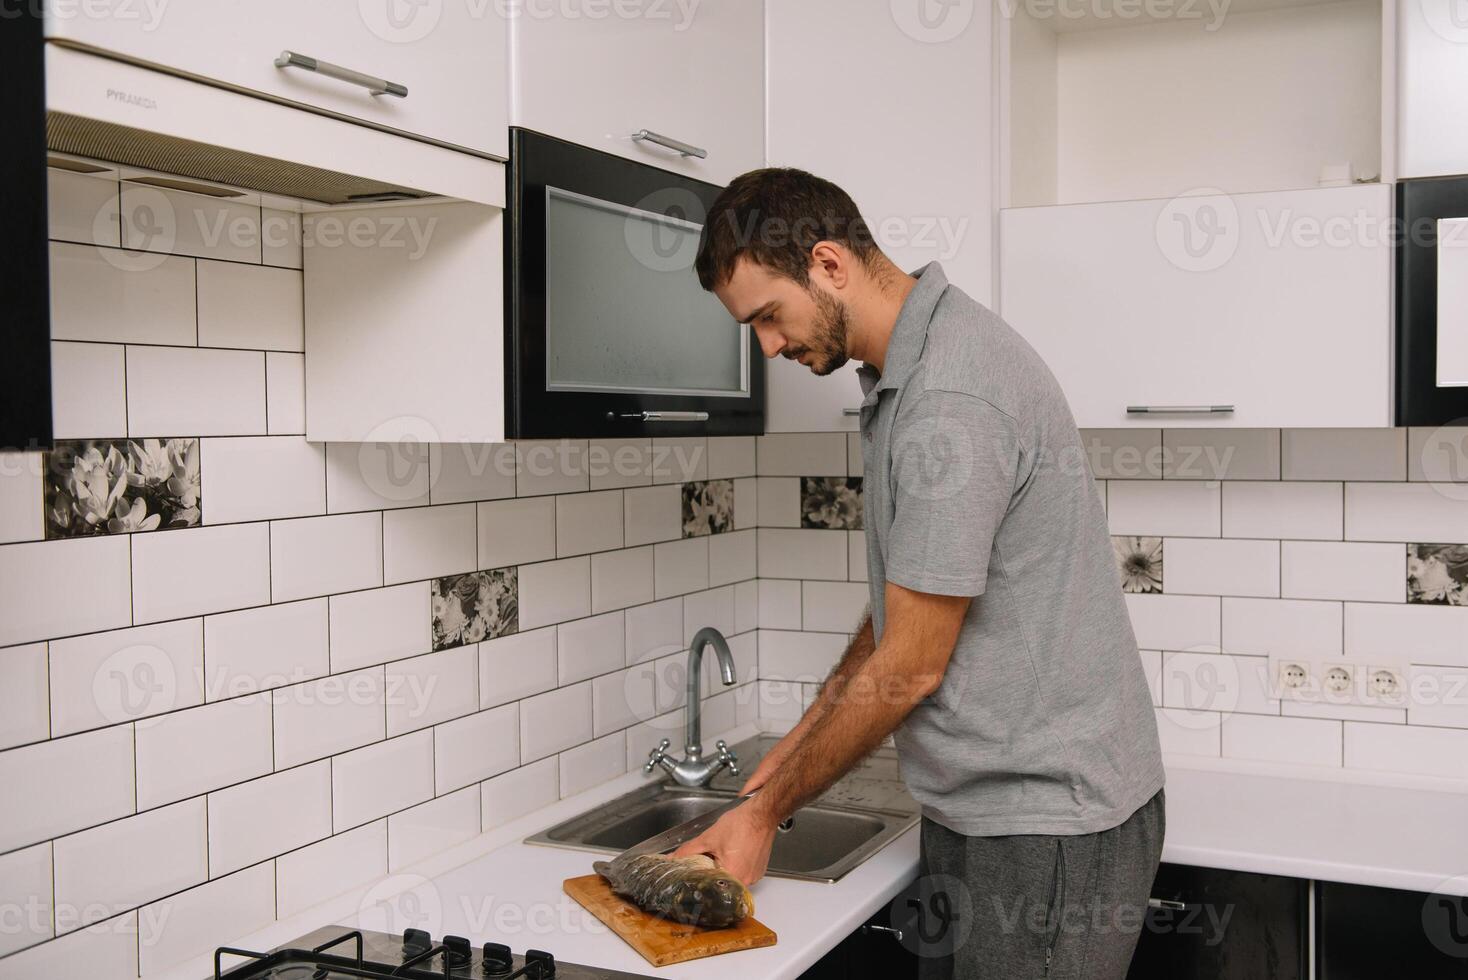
[676,583,968,883]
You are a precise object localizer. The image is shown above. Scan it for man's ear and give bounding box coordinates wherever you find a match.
[809,241,849,289]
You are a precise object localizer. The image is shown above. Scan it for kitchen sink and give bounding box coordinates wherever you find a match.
[524,736,919,882]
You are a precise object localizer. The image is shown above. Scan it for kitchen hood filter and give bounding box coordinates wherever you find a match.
[45,110,435,206]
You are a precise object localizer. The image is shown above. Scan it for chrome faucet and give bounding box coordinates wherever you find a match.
[644,627,740,787]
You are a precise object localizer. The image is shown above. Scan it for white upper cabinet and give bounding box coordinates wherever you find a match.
[509,0,763,186]
[998,0,1397,428]
[1399,0,1468,178]
[764,0,995,432]
[44,0,508,158]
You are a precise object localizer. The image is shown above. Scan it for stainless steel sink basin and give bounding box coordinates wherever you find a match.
[524,736,919,882]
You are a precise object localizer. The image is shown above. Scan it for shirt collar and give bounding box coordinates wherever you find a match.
[857,261,948,399]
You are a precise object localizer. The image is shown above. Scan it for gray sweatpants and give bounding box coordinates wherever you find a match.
[914,788,1166,980]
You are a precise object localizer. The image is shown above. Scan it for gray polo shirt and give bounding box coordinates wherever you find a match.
[857,262,1165,837]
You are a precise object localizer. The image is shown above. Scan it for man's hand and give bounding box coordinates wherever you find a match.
[671,797,780,885]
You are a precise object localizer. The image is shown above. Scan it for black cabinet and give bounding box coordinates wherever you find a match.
[1318,880,1468,980]
[1127,863,1308,980]
[798,907,917,980]
[1,4,54,452]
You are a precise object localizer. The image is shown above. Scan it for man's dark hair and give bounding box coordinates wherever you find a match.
[694,168,883,291]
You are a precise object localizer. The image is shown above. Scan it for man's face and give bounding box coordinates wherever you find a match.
[713,257,851,376]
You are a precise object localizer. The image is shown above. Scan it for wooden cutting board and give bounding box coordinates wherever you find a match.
[563,873,777,967]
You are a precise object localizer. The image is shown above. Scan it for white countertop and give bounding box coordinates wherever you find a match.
[161,731,1468,980]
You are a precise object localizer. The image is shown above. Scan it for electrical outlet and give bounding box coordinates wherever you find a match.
[1364,665,1407,705]
[1322,664,1353,696]
[1276,660,1311,695]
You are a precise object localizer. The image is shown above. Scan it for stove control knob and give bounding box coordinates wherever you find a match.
[402,928,432,955]
[443,934,471,965]
[525,948,556,977]
[481,942,513,976]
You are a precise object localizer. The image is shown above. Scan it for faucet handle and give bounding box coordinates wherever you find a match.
[643,738,672,774]
[714,739,740,777]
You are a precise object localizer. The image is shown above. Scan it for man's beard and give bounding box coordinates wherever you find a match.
[788,286,851,376]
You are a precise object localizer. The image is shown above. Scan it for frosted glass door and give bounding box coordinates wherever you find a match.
[1439,217,1468,388]
[544,188,747,398]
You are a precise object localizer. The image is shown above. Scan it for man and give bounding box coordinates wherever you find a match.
[673,168,1166,978]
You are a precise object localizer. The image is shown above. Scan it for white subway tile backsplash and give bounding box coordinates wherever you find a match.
[134,694,272,809]
[47,169,118,246]
[276,820,387,919]
[1281,541,1405,602]
[52,798,207,936]
[1344,722,1468,779]
[479,627,557,708]
[1164,538,1280,598]
[756,434,846,476]
[519,682,593,763]
[1344,602,1468,666]
[387,787,480,871]
[434,704,520,793]
[0,643,49,750]
[127,346,266,437]
[1345,482,1468,544]
[758,580,802,630]
[683,587,736,644]
[849,530,868,582]
[755,680,807,726]
[755,478,800,528]
[1154,707,1222,756]
[1222,714,1340,766]
[0,726,135,852]
[48,243,195,346]
[1107,481,1220,537]
[0,843,53,956]
[519,556,591,630]
[1222,483,1343,541]
[801,581,869,633]
[1080,429,1163,480]
[481,758,559,831]
[133,522,271,624]
[654,537,709,600]
[708,437,756,480]
[593,663,659,737]
[1406,665,1468,728]
[265,352,306,435]
[207,761,331,876]
[1162,429,1280,481]
[0,452,43,545]
[591,545,654,614]
[50,619,205,734]
[758,629,846,683]
[0,536,132,647]
[557,490,624,557]
[1221,598,1342,659]
[328,582,429,674]
[478,497,556,569]
[558,611,626,685]
[625,598,684,665]
[1124,594,1221,652]
[326,442,430,513]
[200,437,326,523]
[757,528,849,581]
[383,504,476,585]
[262,207,303,269]
[847,432,864,477]
[709,529,757,587]
[1161,651,1277,716]
[119,185,260,262]
[272,668,385,770]
[270,512,383,603]
[196,260,303,351]
[734,476,757,530]
[1282,428,1406,482]
[204,598,330,695]
[623,484,682,547]
[735,580,758,634]
[651,437,708,484]
[429,443,517,504]
[516,440,588,497]
[385,645,478,736]
[588,438,652,490]
[0,912,137,980]
[137,862,275,976]
[50,342,127,439]
[559,731,625,797]
[331,732,434,832]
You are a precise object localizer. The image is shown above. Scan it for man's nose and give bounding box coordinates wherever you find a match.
[754,325,784,359]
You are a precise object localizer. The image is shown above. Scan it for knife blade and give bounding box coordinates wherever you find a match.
[614,793,755,862]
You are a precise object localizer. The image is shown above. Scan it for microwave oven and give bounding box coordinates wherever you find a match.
[504,128,765,439]
[1396,174,1468,426]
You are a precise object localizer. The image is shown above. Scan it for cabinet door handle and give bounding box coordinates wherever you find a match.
[632,130,708,159]
[1126,405,1235,415]
[842,408,862,416]
[1148,898,1188,911]
[611,411,710,422]
[861,923,905,941]
[274,51,408,98]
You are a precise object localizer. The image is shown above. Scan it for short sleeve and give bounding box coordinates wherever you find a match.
[884,389,1020,597]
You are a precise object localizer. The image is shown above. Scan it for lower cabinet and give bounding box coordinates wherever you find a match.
[798,908,917,980]
[1127,864,1308,980]
[1317,881,1468,980]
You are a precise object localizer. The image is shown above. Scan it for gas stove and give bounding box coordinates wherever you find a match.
[213,926,657,979]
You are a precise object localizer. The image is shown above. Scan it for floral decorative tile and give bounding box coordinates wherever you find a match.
[1113,536,1163,594]
[1408,543,1468,606]
[43,438,201,539]
[801,477,863,530]
[682,479,734,537]
[432,567,518,651]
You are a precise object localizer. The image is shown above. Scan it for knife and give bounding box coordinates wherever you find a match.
[614,793,755,862]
